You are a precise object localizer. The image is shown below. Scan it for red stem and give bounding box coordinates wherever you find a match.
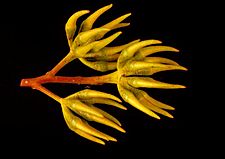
[36,84,62,102]
[47,51,74,76]
[20,72,117,102]
[20,73,117,88]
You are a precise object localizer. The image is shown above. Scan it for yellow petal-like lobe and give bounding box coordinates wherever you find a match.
[101,13,131,30]
[124,61,187,75]
[92,31,122,52]
[118,84,160,119]
[138,91,175,110]
[147,64,188,74]
[127,77,186,89]
[111,23,130,30]
[67,89,122,103]
[83,113,125,133]
[102,39,140,55]
[74,111,118,141]
[90,105,122,126]
[135,92,174,118]
[75,109,121,140]
[142,101,173,118]
[62,105,75,129]
[126,40,162,57]
[95,13,131,40]
[137,46,179,58]
[80,4,113,32]
[83,97,127,110]
[102,134,117,142]
[144,57,180,66]
[72,117,109,141]
[65,10,90,47]
[73,128,105,145]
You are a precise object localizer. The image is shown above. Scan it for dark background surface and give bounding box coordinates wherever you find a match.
[1,0,200,157]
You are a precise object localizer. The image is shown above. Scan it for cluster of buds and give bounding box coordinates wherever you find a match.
[117,40,187,119]
[64,4,138,72]
[20,4,187,145]
[60,89,126,144]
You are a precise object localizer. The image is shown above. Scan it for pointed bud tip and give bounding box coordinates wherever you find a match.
[173,65,188,71]
[183,67,188,71]
[165,113,174,118]
[145,39,162,45]
[155,40,162,44]
[123,107,128,110]
[109,4,113,7]
[179,85,186,88]
[116,98,122,103]
[99,141,106,145]
[121,13,132,18]
[75,10,90,14]
[120,128,126,133]
[108,137,117,142]
[155,115,161,120]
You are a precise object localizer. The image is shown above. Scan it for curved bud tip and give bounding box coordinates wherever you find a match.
[80,4,113,32]
[74,128,106,145]
[127,13,132,16]
[78,89,122,103]
[182,66,188,71]
[101,13,132,29]
[108,136,117,142]
[108,3,113,7]
[166,113,174,118]
[120,127,126,133]
[111,23,130,30]
[179,85,186,88]
[127,40,162,55]
[65,10,90,33]
[92,31,122,52]
[148,39,162,44]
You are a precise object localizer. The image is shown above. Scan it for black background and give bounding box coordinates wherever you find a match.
[1,0,199,157]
